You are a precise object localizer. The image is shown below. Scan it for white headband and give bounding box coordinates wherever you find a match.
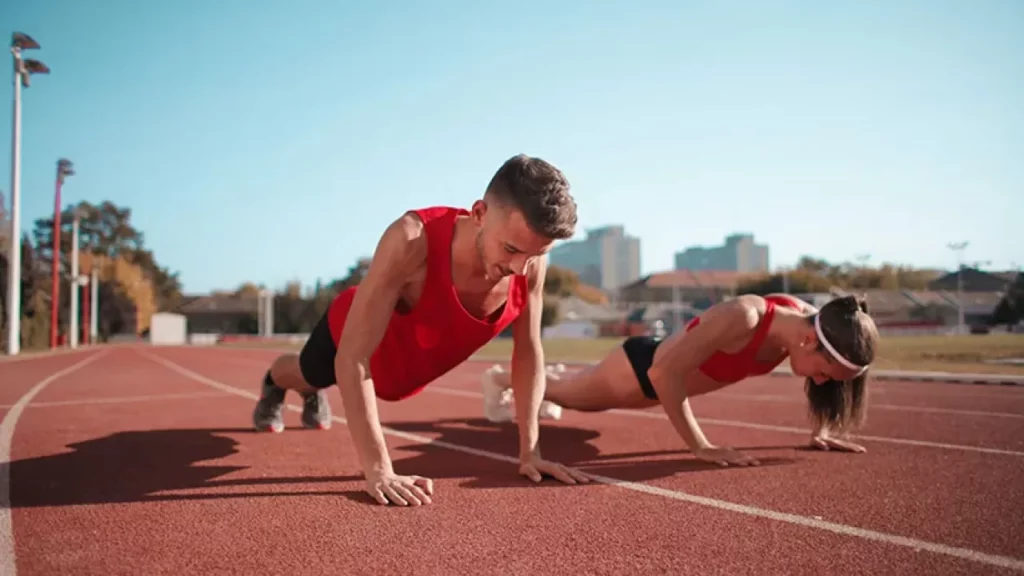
[814,314,868,376]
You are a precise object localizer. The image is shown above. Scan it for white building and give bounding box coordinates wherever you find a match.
[549,225,641,291]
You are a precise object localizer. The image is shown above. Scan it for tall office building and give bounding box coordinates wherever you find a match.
[549,225,641,290]
[674,233,769,273]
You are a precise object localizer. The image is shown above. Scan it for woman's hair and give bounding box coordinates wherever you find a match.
[804,294,879,433]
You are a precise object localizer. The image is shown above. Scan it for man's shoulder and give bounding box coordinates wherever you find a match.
[405,205,468,226]
[376,212,430,272]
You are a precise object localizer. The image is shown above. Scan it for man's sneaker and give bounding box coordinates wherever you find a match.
[301,389,332,430]
[253,378,286,433]
[482,364,514,423]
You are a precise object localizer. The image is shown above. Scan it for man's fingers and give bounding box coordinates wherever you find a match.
[412,476,435,495]
[381,485,409,506]
[546,465,577,485]
[567,467,592,483]
[393,484,422,506]
[521,465,543,483]
[370,488,389,506]
[406,483,432,505]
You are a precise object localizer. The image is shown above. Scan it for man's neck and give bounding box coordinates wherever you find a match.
[450,217,488,285]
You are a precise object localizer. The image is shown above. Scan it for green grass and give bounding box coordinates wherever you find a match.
[221,333,1024,375]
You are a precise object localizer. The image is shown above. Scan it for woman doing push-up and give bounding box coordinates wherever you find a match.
[481,293,879,467]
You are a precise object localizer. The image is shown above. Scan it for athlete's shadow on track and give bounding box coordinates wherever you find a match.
[381,418,800,492]
[3,421,800,509]
[3,427,366,509]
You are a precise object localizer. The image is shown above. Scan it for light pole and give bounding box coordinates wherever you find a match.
[948,241,968,334]
[5,32,50,355]
[50,158,74,348]
[89,267,98,342]
[69,209,83,348]
[257,289,275,337]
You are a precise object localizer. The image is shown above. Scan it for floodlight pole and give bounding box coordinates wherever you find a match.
[69,211,82,348]
[50,158,74,348]
[948,241,968,334]
[5,32,49,355]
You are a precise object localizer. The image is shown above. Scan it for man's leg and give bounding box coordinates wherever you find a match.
[252,313,335,432]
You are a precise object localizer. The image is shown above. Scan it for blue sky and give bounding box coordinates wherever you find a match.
[4,0,1022,294]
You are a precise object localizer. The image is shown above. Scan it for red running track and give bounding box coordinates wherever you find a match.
[2,345,1023,575]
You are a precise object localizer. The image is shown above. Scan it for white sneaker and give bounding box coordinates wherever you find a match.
[538,400,563,420]
[539,364,565,420]
[482,364,514,423]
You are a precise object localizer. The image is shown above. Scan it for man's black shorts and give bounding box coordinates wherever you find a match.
[298,311,338,389]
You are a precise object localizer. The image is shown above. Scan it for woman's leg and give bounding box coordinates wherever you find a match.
[482,364,566,422]
[481,346,652,422]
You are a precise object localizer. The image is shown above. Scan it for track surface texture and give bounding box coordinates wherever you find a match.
[2,345,1023,575]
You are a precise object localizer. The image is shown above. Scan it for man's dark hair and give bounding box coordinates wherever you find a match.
[485,154,577,240]
[804,294,879,433]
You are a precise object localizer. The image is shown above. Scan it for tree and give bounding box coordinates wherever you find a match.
[31,200,183,339]
[234,282,263,297]
[738,256,939,295]
[78,252,158,335]
[543,266,579,298]
[329,258,372,294]
[0,232,52,351]
[992,274,1024,326]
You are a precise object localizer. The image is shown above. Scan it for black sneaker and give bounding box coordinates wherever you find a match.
[252,378,286,433]
[300,389,332,430]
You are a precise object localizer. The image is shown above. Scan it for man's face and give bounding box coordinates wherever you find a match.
[471,199,555,281]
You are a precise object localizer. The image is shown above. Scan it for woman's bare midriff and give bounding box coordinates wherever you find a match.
[559,346,753,412]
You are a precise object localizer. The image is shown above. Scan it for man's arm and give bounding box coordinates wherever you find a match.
[646,298,761,464]
[509,255,548,462]
[333,212,430,505]
[508,256,590,485]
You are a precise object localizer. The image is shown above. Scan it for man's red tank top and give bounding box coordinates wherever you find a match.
[325,206,529,402]
[684,294,803,384]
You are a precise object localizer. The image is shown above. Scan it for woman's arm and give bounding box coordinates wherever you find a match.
[646,296,763,466]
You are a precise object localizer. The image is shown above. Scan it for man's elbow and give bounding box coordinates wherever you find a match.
[333,351,368,391]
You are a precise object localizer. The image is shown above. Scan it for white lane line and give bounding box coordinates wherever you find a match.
[708,393,1024,420]
[0,350,108,576]
[139,350,1024,573]
[0,391,229,410]
[426,387,1024,458]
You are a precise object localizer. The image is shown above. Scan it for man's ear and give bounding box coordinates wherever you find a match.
[471,199,487,224]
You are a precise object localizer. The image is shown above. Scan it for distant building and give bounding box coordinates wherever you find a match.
[928,267,1019,293]
[174,294,260,334]
[549,225,641,291]
[674,233,769,273]
[618,270,750,308]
